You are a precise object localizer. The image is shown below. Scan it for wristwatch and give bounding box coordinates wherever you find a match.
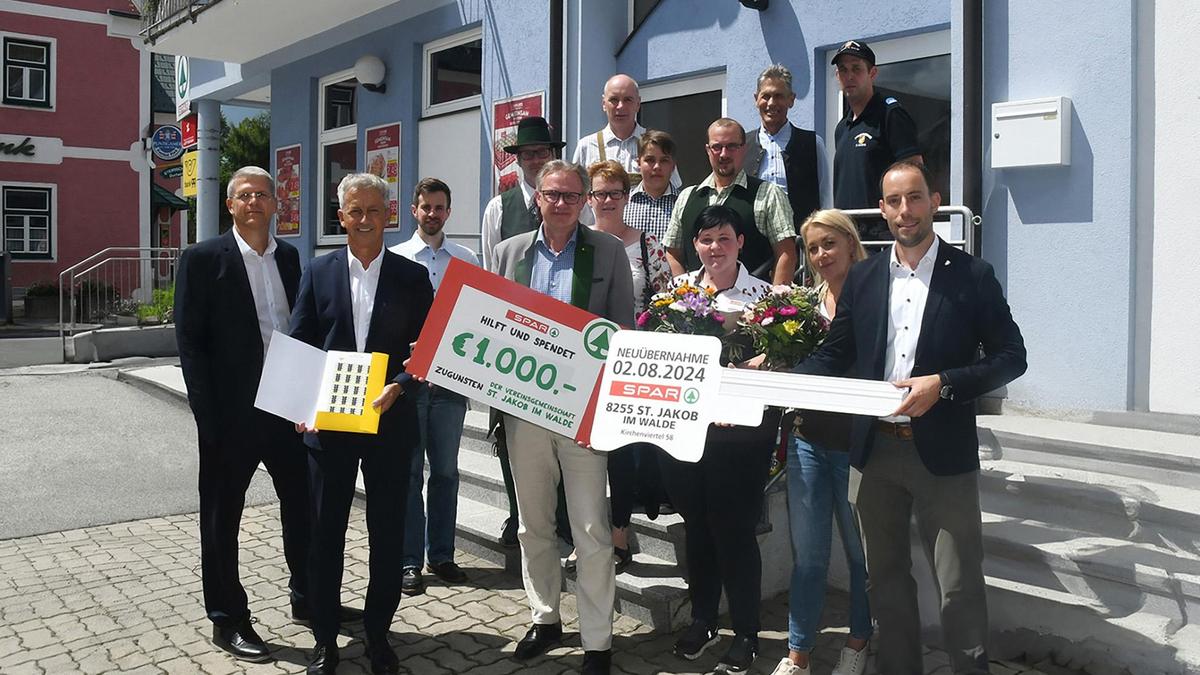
[938,373,954,401]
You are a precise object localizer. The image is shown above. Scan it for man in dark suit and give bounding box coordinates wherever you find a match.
[743,63,826,234]
[797,160,1026,674]
[175,166,324,663]
[290,173,434,675]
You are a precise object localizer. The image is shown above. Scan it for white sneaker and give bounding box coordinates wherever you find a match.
[769,657,810,675]
[831,645,868,675]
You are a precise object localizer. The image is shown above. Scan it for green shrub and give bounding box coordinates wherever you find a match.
[24,281,58,297]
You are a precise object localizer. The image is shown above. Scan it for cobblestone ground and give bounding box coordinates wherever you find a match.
[0,503,1057,674]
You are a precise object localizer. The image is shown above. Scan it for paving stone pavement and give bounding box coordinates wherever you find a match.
[0,503,1061,675]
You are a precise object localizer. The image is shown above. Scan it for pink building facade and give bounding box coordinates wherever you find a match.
[0,0,150,289]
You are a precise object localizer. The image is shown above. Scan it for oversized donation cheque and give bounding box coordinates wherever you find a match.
[254,331,390,434]
[407,259,906,462]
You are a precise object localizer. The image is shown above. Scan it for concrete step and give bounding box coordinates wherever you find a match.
[979,459,1200,551]
[979,415,1200,488]
[451,495,693,631]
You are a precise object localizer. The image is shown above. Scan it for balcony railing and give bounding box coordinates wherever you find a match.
[139,0,223,44]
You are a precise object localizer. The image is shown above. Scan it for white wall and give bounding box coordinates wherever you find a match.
[1147,1,1200,414]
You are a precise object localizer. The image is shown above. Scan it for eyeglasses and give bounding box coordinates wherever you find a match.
[589,189,628,201]
[519,148,554,161]
[539,190,584,205]
[706,142,744,154]
[234,191,273,202]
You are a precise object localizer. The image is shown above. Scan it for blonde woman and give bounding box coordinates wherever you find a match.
[772,209,871,675]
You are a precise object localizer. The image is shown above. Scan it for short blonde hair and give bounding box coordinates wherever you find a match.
[586,160,630,191]
[800,209,867,285]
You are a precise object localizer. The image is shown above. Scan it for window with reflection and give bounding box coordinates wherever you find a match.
[427,39,481,107]
[322,140,357,237]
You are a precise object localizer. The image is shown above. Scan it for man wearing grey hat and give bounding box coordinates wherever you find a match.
[831,39,923,243]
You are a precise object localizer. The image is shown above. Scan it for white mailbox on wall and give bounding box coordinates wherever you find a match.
[991,96,1072,168]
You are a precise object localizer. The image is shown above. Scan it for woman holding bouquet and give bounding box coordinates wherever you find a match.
[770,209,871,675]
[656,204,780,674]
[586,160,673,573]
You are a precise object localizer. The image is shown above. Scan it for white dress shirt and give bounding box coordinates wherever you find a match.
[231,227,290,352]
[347,247,384,352]
[480,178,535,272]
[883,236,940,422]
[390,231,480,292]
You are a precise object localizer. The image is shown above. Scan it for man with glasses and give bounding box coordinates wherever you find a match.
[490,160,634,675]
[831,40,923,243]
[664,118,797,284]
[176,167,355,664]
[480,115,574,550]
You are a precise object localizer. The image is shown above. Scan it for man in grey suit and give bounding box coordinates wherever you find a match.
[490,160,634,675]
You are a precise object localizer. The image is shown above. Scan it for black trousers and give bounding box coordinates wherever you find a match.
[306,443,411,644]
[658,410,780,636]
[198,415,311,627]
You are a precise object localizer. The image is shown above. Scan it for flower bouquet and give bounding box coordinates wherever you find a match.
[635,283,727,337]
[736,284,828,371]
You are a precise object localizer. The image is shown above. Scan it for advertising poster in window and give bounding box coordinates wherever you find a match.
[275,144,302,237]
[364,123,401,229]
[492,92,544,194]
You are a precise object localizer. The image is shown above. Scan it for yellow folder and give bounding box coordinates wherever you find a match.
[314,351,390,434]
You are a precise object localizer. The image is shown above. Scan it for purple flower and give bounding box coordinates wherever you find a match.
[778,305,799,316]
[636,311,650,328]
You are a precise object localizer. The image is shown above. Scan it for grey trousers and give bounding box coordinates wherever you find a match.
[848,433,990,675]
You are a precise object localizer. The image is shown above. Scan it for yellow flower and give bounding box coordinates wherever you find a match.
[783,320,800,335]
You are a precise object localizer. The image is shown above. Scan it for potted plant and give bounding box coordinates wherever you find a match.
[22,281,59,320]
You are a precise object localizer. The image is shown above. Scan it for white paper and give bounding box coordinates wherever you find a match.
[254,331,327,426]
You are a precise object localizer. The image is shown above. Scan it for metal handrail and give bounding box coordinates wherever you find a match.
[139,0,223,44]
[795,205,979,286]
[58,247,180,362]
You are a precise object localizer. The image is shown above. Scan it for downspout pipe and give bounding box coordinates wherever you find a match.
[963,0,983,256]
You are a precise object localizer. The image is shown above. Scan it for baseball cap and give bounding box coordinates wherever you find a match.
[831,40,876,66]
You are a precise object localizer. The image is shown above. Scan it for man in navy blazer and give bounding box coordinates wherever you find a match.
[797,161,1026,674]
[289,173,433,675]
[175,166,317,663]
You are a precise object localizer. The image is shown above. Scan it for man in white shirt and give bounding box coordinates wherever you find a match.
[175,166,333,664]
[796,161,1026,674]
[572,74,680,188]
[290,173,434,675]
[389,178,479,596]
[481,116,565,271]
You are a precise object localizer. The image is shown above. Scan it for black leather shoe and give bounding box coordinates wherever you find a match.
[512,622,562,661]
[307,642,338,675]
[499,517,519,548]
[427,560,468,583]
[364,636,400,674]
[212,619,271,662]
[582,649,612,675]
[401,566,425,596]
[291,604,365,626]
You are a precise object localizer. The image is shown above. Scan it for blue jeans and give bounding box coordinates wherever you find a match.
[786,435,873,652]
[402,384,468,568]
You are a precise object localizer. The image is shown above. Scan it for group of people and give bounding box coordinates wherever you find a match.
[175,36,1027,675]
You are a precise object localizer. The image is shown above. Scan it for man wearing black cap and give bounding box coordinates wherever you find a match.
[831,39,923,244]
[479,116,573,551]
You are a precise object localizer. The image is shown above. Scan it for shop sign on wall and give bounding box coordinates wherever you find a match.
[274,144,302,237]
[492,92,544,194]
[364,123,401,229]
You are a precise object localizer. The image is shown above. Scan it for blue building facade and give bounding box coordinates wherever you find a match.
[150,0,1186,418]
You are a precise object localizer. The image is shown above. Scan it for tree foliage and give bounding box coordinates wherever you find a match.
[214,111,271,232]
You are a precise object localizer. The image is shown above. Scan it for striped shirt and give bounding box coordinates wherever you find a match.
[530,226,578,304]
[662,170,796,249]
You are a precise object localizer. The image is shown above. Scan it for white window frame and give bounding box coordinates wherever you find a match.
[422,27,483,118]
[639,70,727,115]
[1,181,57,262]
[822,30,950,170]
[318,68,358,246]
[1,31,56,112]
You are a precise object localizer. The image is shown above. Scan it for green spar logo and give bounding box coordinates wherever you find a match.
[582,320,618,360]
[683,388,700,404]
